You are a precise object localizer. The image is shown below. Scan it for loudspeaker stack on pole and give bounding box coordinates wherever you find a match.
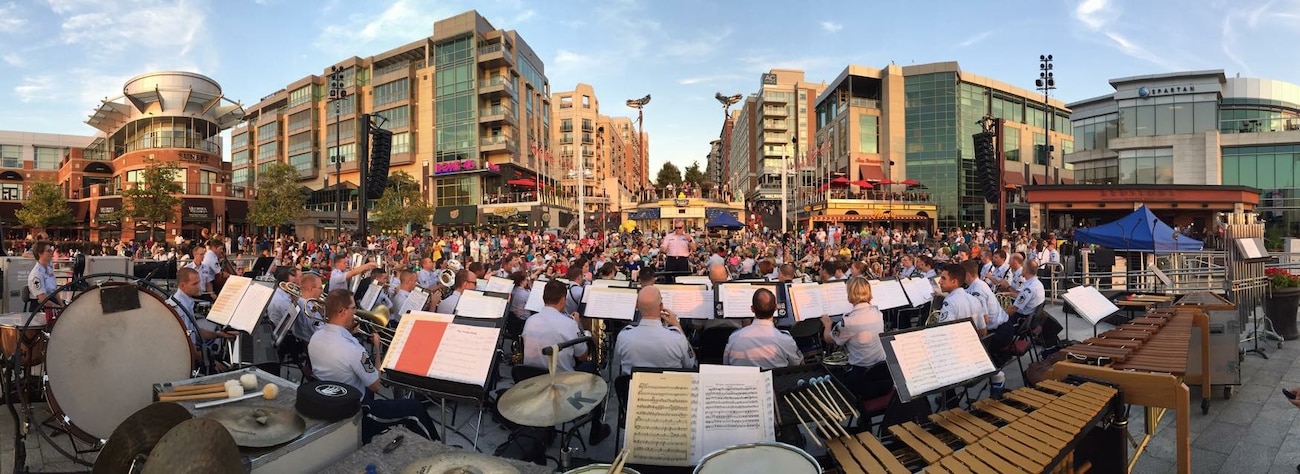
[358,114,370,240]
[995,118,1006,240]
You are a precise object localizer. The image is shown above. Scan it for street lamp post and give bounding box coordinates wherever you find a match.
[329,66,348,241]
[626,94,650,223]
[1035,54,1056,233]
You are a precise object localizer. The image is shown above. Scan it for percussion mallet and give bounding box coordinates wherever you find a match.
[796,391,849,438]
[159,381,246,402]
[194,383,280,409]
[799,379,844,422]
[817,376,859,418]
[783,396,822,448]
[786,395,831,443]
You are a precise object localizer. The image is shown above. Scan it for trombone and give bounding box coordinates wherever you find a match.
[279,281,326,322]
[354,305,397,347]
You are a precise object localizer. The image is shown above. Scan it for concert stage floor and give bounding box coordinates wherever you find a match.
[5,302,1300,473]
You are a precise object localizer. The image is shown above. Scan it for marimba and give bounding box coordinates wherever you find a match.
[828,380,1123,473]
[1050,307,1211,474]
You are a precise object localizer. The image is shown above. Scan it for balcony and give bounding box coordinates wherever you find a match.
[477,43,514,68]
[763,106,788,117]
[764,119,788,131]
[480,135,517,153]
[479,104,517,126]
[802,188,933,206]
[762,132,789,144]
[483,191,538,205]
[478,76,516,98]
[850,97,882,109]
[1222,117,1300,135]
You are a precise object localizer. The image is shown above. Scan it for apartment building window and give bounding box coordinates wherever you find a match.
[257,162,274,178]
[559,97,573,109]
[232,150,250,168]
[288,110,313,131]
[560,119,573,132]
[257,122,278,139]
[330,94,357,114]
[231,133,249,149]
[289,86,312,108]
[327,144,356,164]
[581,119,593,132]
[231,168,249,187]
[1118,148,1173,184]
[0,183,20,200]
[197,170,216,195]
[1033,132,1047,165]
[581,132,592,144]
[375,106,409,129]
[582,96,590,108]
[1004,127,1020,161]
[560,132,573,144]
[391,132,411,154]
[289,152,314,176]
[435,176,475,206]
[0,144,19,169]
[326,118,356,142]
[257,141,278,161]
[287,132,312,156]
[858,115,879,154]
[34,146,61,170]
[374,79,410,107]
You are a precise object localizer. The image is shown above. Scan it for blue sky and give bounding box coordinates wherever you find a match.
[2,0,1299,176]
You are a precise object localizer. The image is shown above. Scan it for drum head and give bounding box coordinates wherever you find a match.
[694,442,819,474]
[45,286,193,442]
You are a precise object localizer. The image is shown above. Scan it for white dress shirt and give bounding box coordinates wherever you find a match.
[522,306,587,372]
[829,302,886,368]
[614,319,696,376]
[723,318,803,369]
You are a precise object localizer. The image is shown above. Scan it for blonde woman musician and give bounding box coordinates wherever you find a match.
[819,277,892,400]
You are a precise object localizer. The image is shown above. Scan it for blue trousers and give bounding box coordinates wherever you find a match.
[362,397,439,444]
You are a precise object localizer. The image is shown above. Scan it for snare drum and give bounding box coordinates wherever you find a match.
[694,442,819,474]
[44,284,194,443]
[0,312,48,367]
[564,465,641,474]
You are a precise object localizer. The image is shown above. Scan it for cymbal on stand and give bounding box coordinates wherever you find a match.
[141,418,243,474]
[401,453,521,474]
[203,406,306,448]
[497,371,607,427]
[93,402,193,474]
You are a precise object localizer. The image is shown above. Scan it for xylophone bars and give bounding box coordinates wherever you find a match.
[829,380,1119,474]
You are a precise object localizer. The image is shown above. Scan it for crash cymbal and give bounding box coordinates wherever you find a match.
[93,402,193,474]
[498,371,607,427]
[141,418,242,474]
[400,453,521,474]
[203,406,306,448]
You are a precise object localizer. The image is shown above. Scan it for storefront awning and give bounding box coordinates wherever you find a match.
[1003,171,1026,187]
[226,199,249,223]
[811,213,930,223]
[858,163,885,182]
[628,208,661,220]
[1033,174,1049,185]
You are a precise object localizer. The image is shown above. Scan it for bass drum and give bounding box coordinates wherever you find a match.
[44,284,194,443]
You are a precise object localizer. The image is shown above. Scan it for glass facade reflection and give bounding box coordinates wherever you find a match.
[1223,145,1300,235]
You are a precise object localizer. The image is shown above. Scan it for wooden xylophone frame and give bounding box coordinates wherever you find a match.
[827,378,1124,474]
[1051,306,1210,474]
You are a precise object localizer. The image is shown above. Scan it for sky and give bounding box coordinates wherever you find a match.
[2,0,1300,176]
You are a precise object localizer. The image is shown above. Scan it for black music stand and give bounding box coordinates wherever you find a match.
[880,319,998,404]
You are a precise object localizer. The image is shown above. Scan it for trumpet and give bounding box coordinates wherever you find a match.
[280,281,326,318]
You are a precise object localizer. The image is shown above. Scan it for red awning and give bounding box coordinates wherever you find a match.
[858,163,885,182]
[877,179,896,185]
[507,178,537,188]
[1061,177,1075,184]
[1033,174,1049,185]
[1004,171,1026,186]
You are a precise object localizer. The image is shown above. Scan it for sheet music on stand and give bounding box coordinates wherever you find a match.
[1063,286,1121,326]
[398,287,430,316]
[381,311,499,386]
[786,282,853,321]
[454,290,508,319]
[623,364,775,466]
[659,284,714,320]
[901,278,934,308]
[524,277,549,312]
[207,275,275,333]
[583,286,638,320]
[676,275,713,289]
[482,276,515,294]
[358,283,381,311]
[880,319,997,402]
[582,279,629,303]
[716,283,776,319]
[869,279,911,310]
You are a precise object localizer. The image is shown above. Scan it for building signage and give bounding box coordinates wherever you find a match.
[179,152,209,164]
[1098,189,1176,200]
[673,199,690,207]
[100,206,116,215]
[762,73,778,85]
[1138,85,1195,98]
[187,206,209,217]
[434,159,479,175]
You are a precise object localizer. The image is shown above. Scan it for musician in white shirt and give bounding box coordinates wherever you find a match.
[434,269,476,314]
[723,288,802,369]
[819,277,892,399]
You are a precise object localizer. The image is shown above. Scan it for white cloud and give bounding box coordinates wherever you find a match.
[0,2,26,32]
[316,0,461,52]
[660,27,731,61]
[677,74,745,85]
[1072,0,1183,70]
[1073,0,1113,30]
[820,21,842,33]
[2,52,22,67]
[14,75,58,103]
[958,31,992,47]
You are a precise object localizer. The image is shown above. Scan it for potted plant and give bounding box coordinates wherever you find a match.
[1265,267,1300,340]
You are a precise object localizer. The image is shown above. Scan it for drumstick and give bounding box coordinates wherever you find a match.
[783,397,822,447]
[170,382,227,393]
[818,376,860,418]
[788,394,833,441]
[813,376,854,419]
[159,384,243,402]
[609,446,631,473]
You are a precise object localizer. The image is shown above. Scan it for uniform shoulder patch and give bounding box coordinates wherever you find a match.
[361,352,376,373]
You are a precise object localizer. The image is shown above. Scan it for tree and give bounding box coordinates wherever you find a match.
[111,157,182,243]
[369,171,433,232]
[655,162,683,189]
[248,162,307,236]
[683,160,708,187]
[16,179,73,233]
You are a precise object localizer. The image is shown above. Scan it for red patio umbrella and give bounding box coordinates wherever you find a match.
[829,176,850,187]
[901,179,921,186]
[876,178,895,185]
[506,178,537,187]
[817,183,830,193]
[852,180,874,189]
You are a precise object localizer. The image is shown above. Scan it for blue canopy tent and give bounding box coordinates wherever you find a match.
[1074,205,1202,253]
[705,211,744,230]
